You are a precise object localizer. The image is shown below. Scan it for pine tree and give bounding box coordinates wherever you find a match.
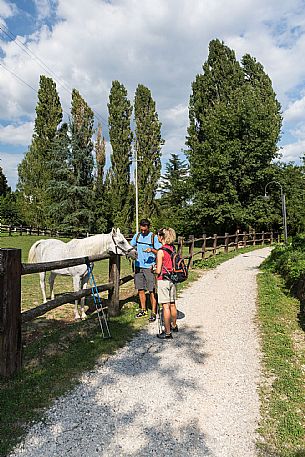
[64,89,95,233]
[17,75,62,226]
[107,81,133,232]
[187,39,282,234]
[45,123,71,229]
[157,154,189,233]
[134,84,163,220]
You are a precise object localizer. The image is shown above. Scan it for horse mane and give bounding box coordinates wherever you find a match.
[67,233,111,256]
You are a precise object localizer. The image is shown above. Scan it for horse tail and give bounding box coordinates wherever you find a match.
[28,240,42,263]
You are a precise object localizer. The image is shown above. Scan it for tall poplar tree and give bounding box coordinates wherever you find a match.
[134,84,163,220]
[187,39,282,234]
[107,80,133,232]
[17,75,62,226]
[64,89,95,233]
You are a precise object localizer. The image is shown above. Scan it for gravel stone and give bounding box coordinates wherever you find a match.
[9,248,270,457]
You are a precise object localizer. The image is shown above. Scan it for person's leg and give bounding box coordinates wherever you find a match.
[149,291,157,315]
[170,302,178,329]
[162,303,171,334]
[138,289,147,310]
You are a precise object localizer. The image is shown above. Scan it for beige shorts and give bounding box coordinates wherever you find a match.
[157,279,177,304]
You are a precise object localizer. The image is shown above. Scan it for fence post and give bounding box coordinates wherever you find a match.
[262,231,265,245]
[177,236,183,256]
[235,230,239,251]
[188,235,194,269]
[201,234,206,259]
[243,232,247,248]
[108,254,121,317]
[19,225,23,236]
[253,230,256,246]
[0,249,22,377]
[37,226,40,236]
[270,231,274,245]
[224,233,229,254]
[213,234,217,256]
[8,225,12,236]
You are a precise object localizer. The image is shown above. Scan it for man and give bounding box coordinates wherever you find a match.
[130,218,161,321]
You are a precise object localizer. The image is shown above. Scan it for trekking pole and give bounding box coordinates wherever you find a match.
[86,260,111,339]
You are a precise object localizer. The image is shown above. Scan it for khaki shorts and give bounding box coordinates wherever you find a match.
[157,279,176,304]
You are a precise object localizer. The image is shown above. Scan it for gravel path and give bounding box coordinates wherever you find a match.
[10,248,270,457]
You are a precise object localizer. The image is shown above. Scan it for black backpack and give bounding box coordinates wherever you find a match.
[161,246,188,284]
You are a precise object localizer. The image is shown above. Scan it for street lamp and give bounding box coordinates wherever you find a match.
[263,181,288,243]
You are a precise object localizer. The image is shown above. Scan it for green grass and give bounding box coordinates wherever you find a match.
[257,269,305,457]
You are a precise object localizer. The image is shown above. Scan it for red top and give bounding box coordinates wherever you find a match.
[157,244,174,280]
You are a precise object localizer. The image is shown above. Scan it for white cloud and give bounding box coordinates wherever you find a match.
[0,0,15,19]
[0,151,24,188]
[0,121,33,145]
[1,0,305,171]
[280,141,305,162]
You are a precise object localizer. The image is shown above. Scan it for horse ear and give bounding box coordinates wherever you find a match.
[111,227,117,235]
[117,228,121,234]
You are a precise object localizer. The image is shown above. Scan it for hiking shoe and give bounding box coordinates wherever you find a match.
[148,313,156,322]
[157,331,173,340]
[171,324,178,333]
[135,309,148,318]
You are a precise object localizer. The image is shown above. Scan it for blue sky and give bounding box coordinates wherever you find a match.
[1,0,305,189]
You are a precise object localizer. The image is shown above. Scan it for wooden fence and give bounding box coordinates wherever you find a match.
[0,250,134,377]
[0,223,93,238]
[0,229,278,377]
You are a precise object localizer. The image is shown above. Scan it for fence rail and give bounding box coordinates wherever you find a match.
[0,229,279,377]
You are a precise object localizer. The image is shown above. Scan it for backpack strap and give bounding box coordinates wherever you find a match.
[135,232,155,248]
[161,246,174,257]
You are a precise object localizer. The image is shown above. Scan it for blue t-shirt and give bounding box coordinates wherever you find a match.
[130,232,162,268]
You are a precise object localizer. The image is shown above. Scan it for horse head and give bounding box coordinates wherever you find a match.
[109,228,137,259]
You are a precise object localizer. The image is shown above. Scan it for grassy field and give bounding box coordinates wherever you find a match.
[257,269,305,457]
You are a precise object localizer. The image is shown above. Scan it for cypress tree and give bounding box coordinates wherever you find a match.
[17,75,62,226]
[64,89,95,233]
[107,80,133,232]
[134,84,163,220]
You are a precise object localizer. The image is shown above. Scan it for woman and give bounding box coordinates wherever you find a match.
[155,227,178,340]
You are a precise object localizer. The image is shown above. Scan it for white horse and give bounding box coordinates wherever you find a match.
[28,228,137,319]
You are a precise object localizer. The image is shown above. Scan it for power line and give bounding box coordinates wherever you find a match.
[0,62,70,119]
[0,24,108,126]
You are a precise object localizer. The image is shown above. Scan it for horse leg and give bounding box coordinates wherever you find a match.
[73,275,81,320]
[49,272,56,300]
[39,272,47,303]
[80,275,88,319]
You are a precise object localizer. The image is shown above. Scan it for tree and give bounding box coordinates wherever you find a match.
[17,75,62,226]
[94,124,111,232]
[107,81,133,232]
[186,39,282,234]
[157,154,189,233]
[134,84,163,220]
[0,165,10,196]
[64,89,95,233]
[45,123,71,229]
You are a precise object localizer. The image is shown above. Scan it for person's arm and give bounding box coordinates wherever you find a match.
[130,233,137,248]
[145,235,161,254]
[155,249,164,275]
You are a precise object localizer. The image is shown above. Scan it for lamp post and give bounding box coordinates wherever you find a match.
[263,181,288,243]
